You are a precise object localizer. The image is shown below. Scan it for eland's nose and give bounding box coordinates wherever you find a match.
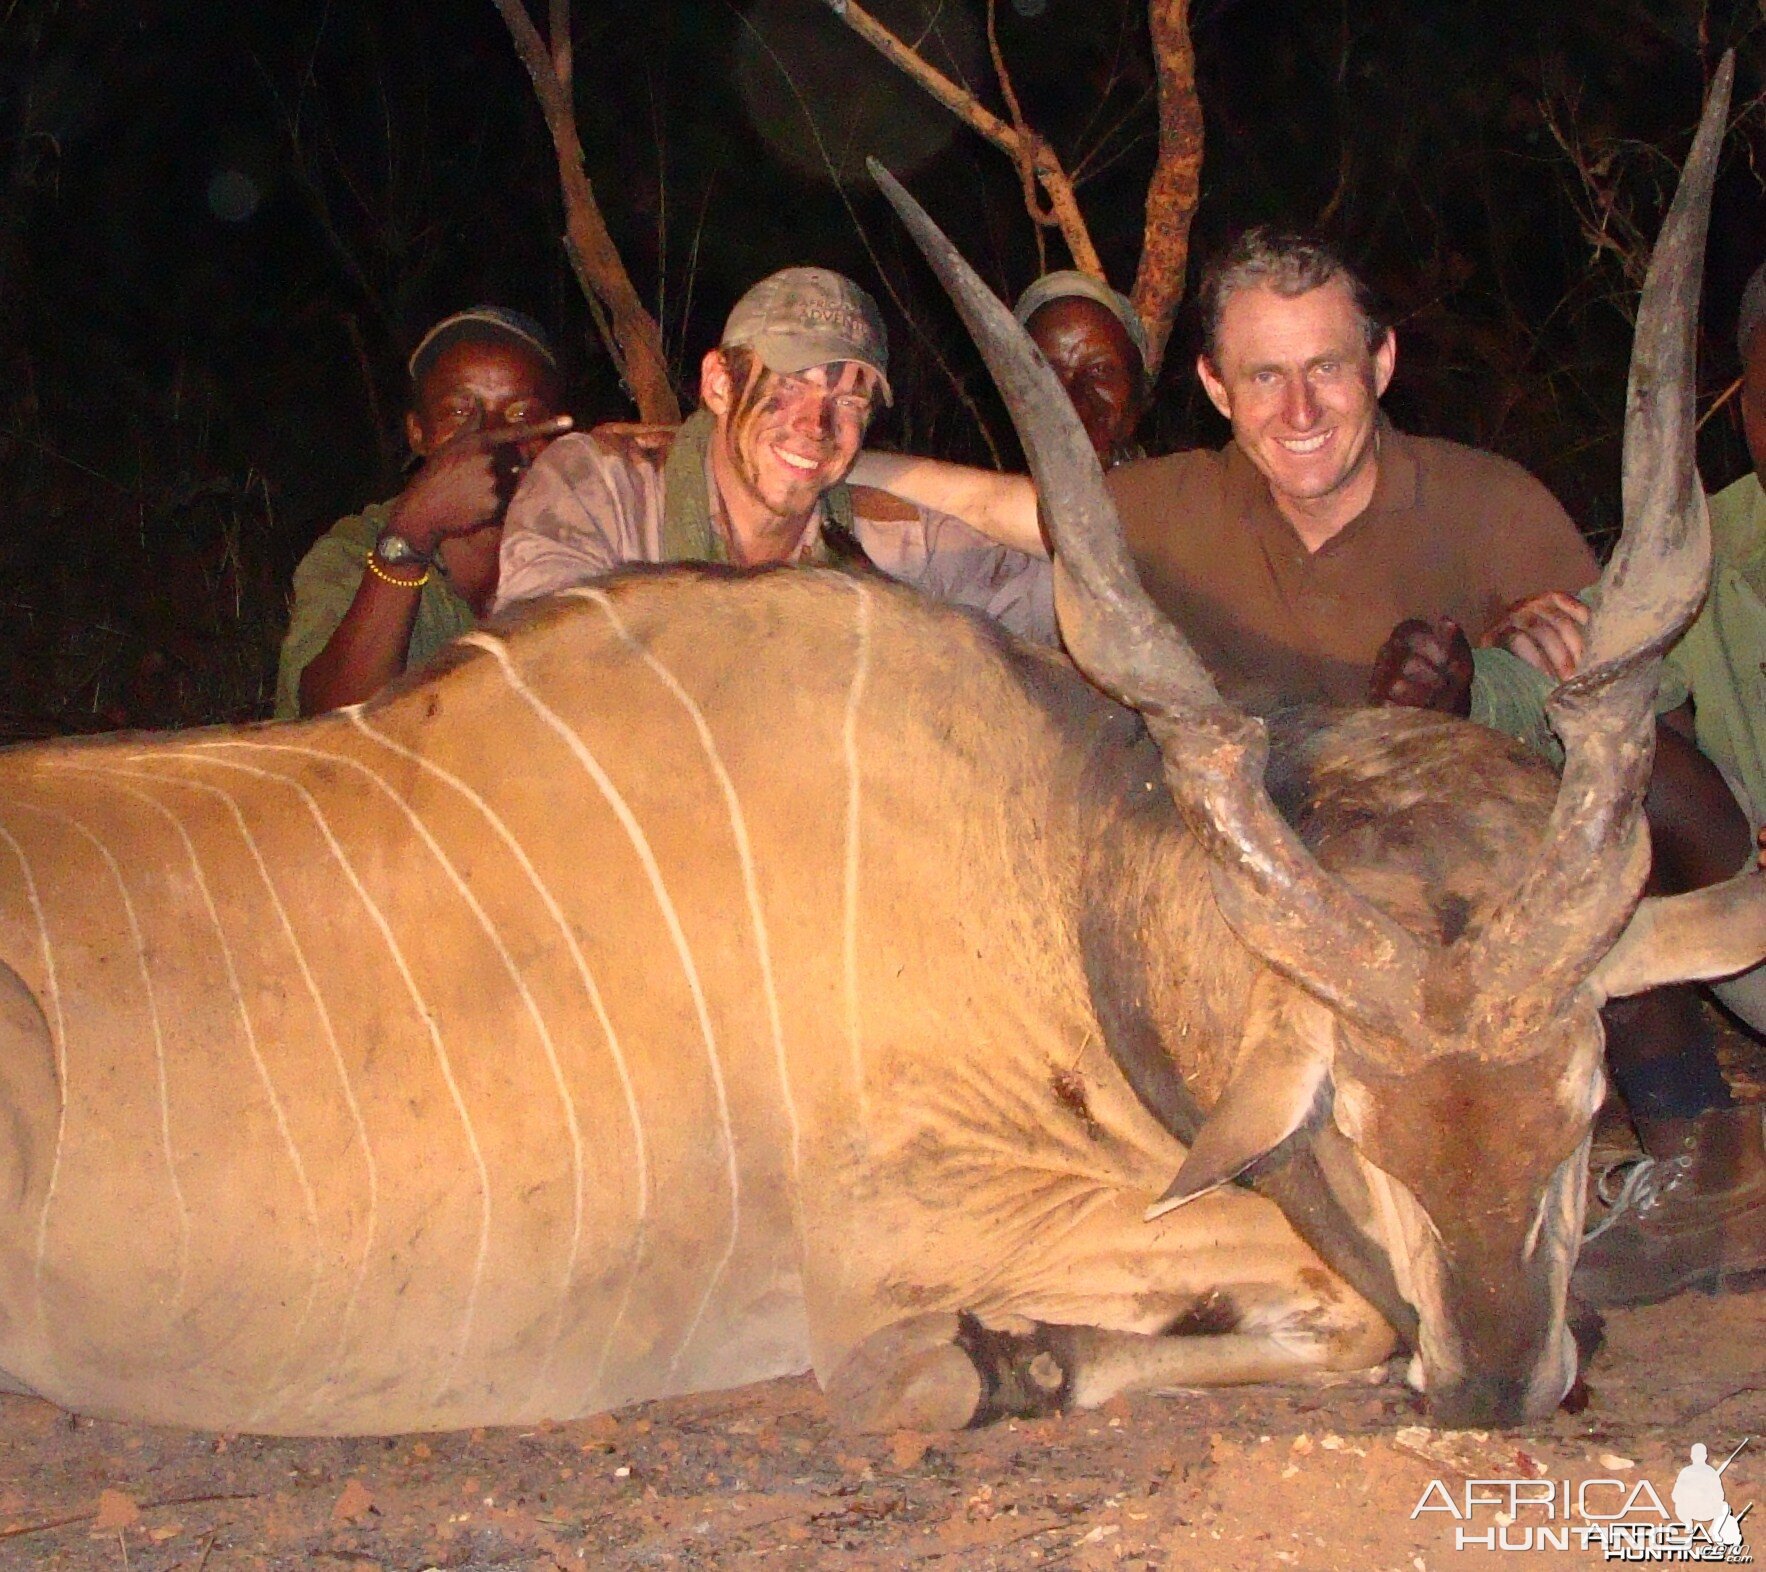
[1428,1372,1531,1431]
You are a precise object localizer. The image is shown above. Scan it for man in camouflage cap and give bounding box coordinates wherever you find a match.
[495,267,1053,643]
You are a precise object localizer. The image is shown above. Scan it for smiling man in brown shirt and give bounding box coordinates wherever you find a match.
[1148,227,1597,711]
[859,233,1595,711]
[1107,421,1597,713]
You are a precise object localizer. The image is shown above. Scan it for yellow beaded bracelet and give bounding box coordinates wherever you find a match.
[364,553,430,589]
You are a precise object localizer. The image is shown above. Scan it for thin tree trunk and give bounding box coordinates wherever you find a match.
[1132,0,1203,381]
[491,0,680,423]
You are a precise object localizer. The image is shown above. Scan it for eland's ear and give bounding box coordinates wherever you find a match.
[1146,994,1332,1221]
[1589,872,1766,1001]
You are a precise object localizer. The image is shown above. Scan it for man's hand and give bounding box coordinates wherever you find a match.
[590,423,677,466]
[388,410,574,553]
[1368,616,1474,715]
[1479,590,1589,682]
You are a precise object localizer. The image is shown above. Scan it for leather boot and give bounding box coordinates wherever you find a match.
[1574,1104,1766,1308]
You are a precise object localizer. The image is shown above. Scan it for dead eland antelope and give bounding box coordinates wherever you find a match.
[0,66,1758,1438]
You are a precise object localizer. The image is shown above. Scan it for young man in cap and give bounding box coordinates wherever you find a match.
[1014,270,1149,470]
[276,306,572,718]
[494,268,1054,642]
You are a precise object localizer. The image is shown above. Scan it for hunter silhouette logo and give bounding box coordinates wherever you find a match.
[1673,1441,1751,1557]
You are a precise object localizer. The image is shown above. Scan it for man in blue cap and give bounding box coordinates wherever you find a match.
[276,307,573,717]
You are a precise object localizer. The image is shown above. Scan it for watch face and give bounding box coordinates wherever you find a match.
[375,531,426,564]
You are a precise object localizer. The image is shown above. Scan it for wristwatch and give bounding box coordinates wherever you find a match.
[372,529,433,569]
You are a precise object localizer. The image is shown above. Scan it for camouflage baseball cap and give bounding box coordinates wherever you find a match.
[721,267,893,405]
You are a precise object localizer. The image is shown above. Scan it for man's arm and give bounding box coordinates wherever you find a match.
[1649,707,1754,890]
[848,490,1057,643]
[275,525,388,720]
[1368,617,1474,714]
[291,413,572,716]
[1377,625,1751,894]
[1479,591,1589,682]
[848,451,1047,559]
[1464,460,1599,679]
[293,552,431,718]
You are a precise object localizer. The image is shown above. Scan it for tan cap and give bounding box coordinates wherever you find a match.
[1014,270,1149,367]
[721,267,892,405]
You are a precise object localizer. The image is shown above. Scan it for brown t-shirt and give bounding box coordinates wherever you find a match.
[1106,428,1598,712]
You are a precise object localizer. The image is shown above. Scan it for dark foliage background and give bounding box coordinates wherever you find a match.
[0,0,1762,732]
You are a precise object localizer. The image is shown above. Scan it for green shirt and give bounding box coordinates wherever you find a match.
[1468,617,1691,770]
[1661,471,1766,818]
[1467,472,1766,777]
[274,502,479,720]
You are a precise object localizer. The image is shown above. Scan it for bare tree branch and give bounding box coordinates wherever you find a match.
[490,0,680,422]
[819,0,1103,279]
[822,0,1202,383]
[1132,0,1202,378]
[548,0,571,94]
[986,0,1050,275]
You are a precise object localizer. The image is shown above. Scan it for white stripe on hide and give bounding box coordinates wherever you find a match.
[183,743,494,1405]
[347,707,646,1408]
[15,803,191,1318]
[568,586,802,1181]
[58,764,325,1428]
[841,579,874,1133]
[456,630,741,1385]
[0,817,68,1372]
[117,755,381,1420]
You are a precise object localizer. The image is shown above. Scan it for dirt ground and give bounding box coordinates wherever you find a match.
[0,1289,1756,1572]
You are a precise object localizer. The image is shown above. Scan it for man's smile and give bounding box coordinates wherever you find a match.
[772,445,824,473]
[1278,430,1332,455]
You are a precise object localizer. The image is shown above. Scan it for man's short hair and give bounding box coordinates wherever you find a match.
[408,306,560,389]
[1196,228,1385,363]
[1738,259,1766,359]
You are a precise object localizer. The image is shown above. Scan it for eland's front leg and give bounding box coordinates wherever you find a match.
[820,1184,1396,1432]
[826,1301,1395,1432]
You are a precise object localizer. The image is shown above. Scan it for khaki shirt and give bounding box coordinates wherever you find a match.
[496,425,1058,645]
[1107,429,1598,712]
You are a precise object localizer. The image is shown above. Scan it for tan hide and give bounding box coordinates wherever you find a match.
[0,571,1362,1435]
